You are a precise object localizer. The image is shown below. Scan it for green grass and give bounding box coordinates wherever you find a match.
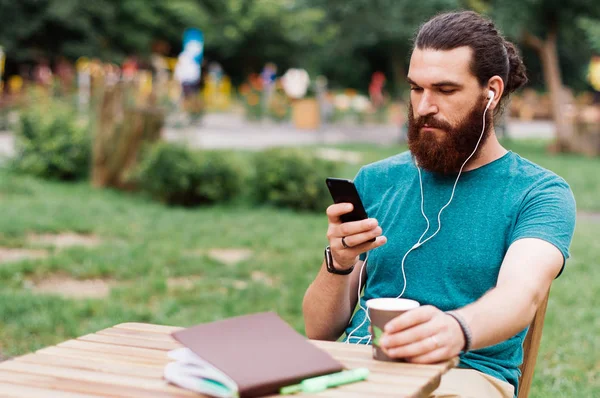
[0,141,598,397]
[0,171,329,353]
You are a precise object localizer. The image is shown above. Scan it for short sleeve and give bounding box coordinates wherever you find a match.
[510,176,576,272]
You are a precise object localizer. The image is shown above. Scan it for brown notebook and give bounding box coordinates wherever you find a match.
[169,312,344,397]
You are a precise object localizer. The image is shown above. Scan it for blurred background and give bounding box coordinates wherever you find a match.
[0,0,599,145]
[0,1,598,397]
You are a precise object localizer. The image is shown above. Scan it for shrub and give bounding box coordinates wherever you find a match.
[253,148,341,211]
[12,99,91,180]
[133,143,246,206]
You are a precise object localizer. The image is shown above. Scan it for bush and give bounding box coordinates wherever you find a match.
[12,99,91,180]
[133,143,246,206]
[254,148,341,211]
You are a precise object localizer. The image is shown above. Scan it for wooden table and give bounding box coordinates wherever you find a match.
[0,323,458,398]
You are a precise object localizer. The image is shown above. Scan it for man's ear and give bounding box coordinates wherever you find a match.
[487,76,504,110]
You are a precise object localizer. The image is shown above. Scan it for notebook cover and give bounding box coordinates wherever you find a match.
[171,312,344,397]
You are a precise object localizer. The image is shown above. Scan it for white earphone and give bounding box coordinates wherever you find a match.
[346,87,496,345]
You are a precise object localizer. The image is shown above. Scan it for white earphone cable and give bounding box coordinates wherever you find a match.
[345,252,370,343]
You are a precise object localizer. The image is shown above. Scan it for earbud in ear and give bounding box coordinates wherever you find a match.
[488,90,494,99]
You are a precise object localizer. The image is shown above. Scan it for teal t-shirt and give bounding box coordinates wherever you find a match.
[343,150,576,393]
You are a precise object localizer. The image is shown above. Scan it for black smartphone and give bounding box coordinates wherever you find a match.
[325,177,373,226]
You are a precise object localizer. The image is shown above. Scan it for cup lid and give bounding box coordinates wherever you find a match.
[366,298,420,311]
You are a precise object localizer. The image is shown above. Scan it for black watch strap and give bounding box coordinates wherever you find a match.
[324,246,354,275]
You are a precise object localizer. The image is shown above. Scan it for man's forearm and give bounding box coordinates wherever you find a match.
[455,283,546,351]
[302,261,357,341]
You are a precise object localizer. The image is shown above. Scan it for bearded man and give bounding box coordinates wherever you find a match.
[302,11,576,398]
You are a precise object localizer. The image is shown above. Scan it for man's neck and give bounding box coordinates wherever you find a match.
[463,128,507,172]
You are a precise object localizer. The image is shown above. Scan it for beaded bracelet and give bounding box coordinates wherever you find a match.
[446,311,473,353]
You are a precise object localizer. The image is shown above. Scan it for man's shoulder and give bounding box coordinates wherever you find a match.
[507,152,571,192]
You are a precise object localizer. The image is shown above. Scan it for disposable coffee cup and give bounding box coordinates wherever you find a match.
[367,297,420,362]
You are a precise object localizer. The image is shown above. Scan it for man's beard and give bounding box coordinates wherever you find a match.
[407,97,492,175]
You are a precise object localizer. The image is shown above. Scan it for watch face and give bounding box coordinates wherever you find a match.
[325,246,334,272]
[324,246,353,275]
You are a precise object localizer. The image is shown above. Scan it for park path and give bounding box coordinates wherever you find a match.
[0,113,554,158]
[163,113,555,149]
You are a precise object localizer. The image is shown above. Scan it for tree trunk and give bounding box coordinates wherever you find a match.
[524,29,575,152]
[92,82,164,189]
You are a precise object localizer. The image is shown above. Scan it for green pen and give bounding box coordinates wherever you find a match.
[280,368,369,395]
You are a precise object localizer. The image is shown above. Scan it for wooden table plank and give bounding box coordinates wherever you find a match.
[0,370,195,398]
[312,341,454,372]
[77,333,179,351]
[36,346,168,366]
[14,353,164,378]
[57,340,169,360]
[0,361,186,395]
[97,328,179,343]
[0,381,97,398]
[266,390,368,398]
[333,355,456,376]
[316,379,424,397]
[113,323,184,334]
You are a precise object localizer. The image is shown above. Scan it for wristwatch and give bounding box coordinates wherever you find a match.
[324,246,355,275]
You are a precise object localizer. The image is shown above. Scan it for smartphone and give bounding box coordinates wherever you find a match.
[325,178,374,233]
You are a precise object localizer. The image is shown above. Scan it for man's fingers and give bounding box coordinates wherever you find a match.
[380,309,462,363]
[380,322,436,349]
[329,218,379,245]
[326,203,354,223]
[326,204,379,236]
[325,204,385,266]
[384,305,437,333]
[326,214,379,245]
[340,226,383,247]
[339,218,378,237]
[332,235,387,253]
[383,334,439,359]
[406,347,450,364]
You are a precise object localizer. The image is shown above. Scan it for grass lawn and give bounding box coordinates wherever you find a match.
[0,140,598,396]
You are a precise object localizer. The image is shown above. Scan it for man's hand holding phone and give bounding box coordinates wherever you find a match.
[326,203,387,270]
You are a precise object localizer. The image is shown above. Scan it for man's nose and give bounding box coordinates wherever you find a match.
[416,92,438,117]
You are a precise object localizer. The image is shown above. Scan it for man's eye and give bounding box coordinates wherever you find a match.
[410,87,423,92]
[439,89,456,94]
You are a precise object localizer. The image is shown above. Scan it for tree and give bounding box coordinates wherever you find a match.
[0,0,114,62]
[578,17,600,54]
[192,0,328,83]
[492,0,600,151]
[305,0,460,95]
[0,0,209,63]
[0,0,327,84]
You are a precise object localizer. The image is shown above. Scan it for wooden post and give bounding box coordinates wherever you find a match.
[524,28,576,152]
[92,82,164,189]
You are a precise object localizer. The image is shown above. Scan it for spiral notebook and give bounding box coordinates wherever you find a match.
[164,312,344,397]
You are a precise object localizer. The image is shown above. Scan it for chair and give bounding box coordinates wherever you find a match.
[517,291,550,398]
